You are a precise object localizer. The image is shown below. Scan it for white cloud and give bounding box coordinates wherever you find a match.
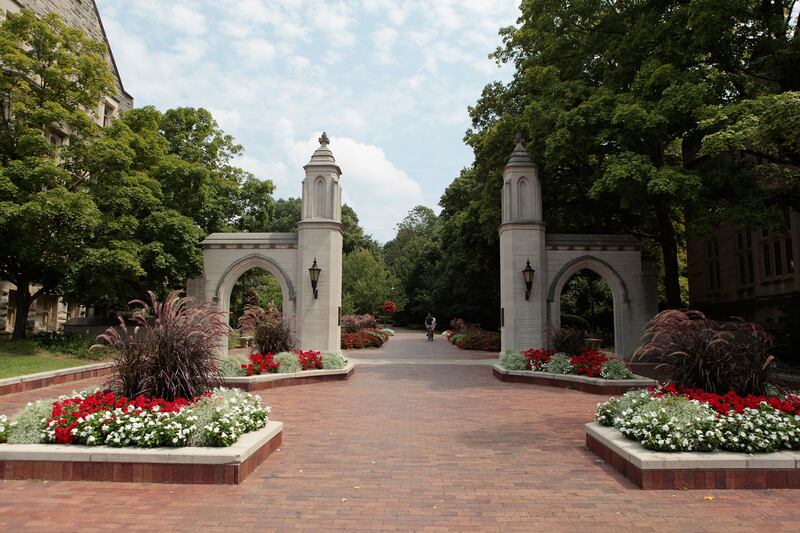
[238,37,277,65]
[167,4,207,35]
[96,0,521,241]
[372,26,398,65]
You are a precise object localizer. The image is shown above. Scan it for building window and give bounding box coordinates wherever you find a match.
[760,229,793,280]
[49,131,66,148]
[103,104,115,127]
[774,240,783,276]
[763,242,772,277]
[736,229,754,286]
[706,238,721,291]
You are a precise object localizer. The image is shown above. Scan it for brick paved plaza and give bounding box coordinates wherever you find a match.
[0,330,797,531]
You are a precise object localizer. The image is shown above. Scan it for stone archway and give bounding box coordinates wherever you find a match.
[215,253,297,346]
[187,133,344,355]
[547,255,628,356]
[498,135,658,358]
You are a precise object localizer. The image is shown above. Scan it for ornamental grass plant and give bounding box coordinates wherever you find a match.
[550,326,586,356]
[634,309,775,396]
[96,291,226,401]
[238,305,296,355]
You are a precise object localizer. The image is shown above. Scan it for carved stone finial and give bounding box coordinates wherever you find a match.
[319,131,330,146]
[514,132,524,146]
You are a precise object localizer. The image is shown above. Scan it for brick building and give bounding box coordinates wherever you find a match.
[687,210,799,353]
[0,0,133,335]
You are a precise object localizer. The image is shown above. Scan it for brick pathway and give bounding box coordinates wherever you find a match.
[0,330,797,531]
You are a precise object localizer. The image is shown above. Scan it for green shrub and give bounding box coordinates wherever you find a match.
[600,359,634,379]
[321,352,347,369]
[219,357,247,377]
[501,351,528,370]
[544,353,572,374]
[274,352,302,373]
[31,332,111,360]
[7,400,51,444]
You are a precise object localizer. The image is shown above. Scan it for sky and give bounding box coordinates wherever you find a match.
[94,0,520,242]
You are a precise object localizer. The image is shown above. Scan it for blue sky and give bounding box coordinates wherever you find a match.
[96,0,520,241]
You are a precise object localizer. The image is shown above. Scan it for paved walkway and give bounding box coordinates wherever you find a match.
[0,330,798,531]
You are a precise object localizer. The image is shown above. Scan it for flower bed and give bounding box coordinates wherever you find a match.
[492,365,656,394]
[447,330,500,352]
[0,387,282,484]
[341,328,390,349]
[221,350,349,376]
[501,348,641,379]
[586,422,800,489]
[0,387,270,448]
[219,351,354,391]
[595,385,800,453]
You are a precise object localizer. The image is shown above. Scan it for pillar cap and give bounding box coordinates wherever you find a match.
[505,133,537,168]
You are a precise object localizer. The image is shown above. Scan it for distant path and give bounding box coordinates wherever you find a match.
[346,328,497,364]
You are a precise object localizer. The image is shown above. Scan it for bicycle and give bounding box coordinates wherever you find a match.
[426,325,434,341]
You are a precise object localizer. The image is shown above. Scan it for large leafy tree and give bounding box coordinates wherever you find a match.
[384,206,440,321]
[342,248,393,315]
[0,10,114,339]
[460,0,800,309]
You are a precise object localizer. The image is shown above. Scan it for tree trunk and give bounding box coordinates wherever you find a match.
[655,203,682,309]
[10,279,33,341]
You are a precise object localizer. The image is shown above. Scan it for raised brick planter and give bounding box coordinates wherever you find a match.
[0,363,113,396]
[0,421,283,485]
[492,365,656,395]
[586,422,800,490]
[221,363,355,392]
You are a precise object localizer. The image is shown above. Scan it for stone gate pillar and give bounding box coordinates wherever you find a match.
[296,133,343,352]
[499,135,547,354]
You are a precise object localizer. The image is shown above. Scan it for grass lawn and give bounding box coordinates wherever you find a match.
[0,339,104,379]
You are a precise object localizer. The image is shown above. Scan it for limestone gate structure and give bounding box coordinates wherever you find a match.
[499,135,658,358]
[187,134,343,354]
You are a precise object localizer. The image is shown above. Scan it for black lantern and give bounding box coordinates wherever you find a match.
[522,259,535,300]
[308,258,321,299]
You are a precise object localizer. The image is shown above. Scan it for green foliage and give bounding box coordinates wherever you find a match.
[544,353,573,374]
[273,352,302,374]
[560,270,613,341]
[321,352,347,369]
[437,0,800,315]
[30,332,111,360]
[500,351,528,371]
[600,359,634,380]
[218,357,247,377]
[7,400,51,444]
[384,206,440,322]
[342,248,392,315]
[229,268,283,327]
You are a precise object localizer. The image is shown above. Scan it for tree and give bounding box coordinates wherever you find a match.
[383,206,440,321]
[459,0,800,309]
[0,10,114,339]
[342,248,391,315]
